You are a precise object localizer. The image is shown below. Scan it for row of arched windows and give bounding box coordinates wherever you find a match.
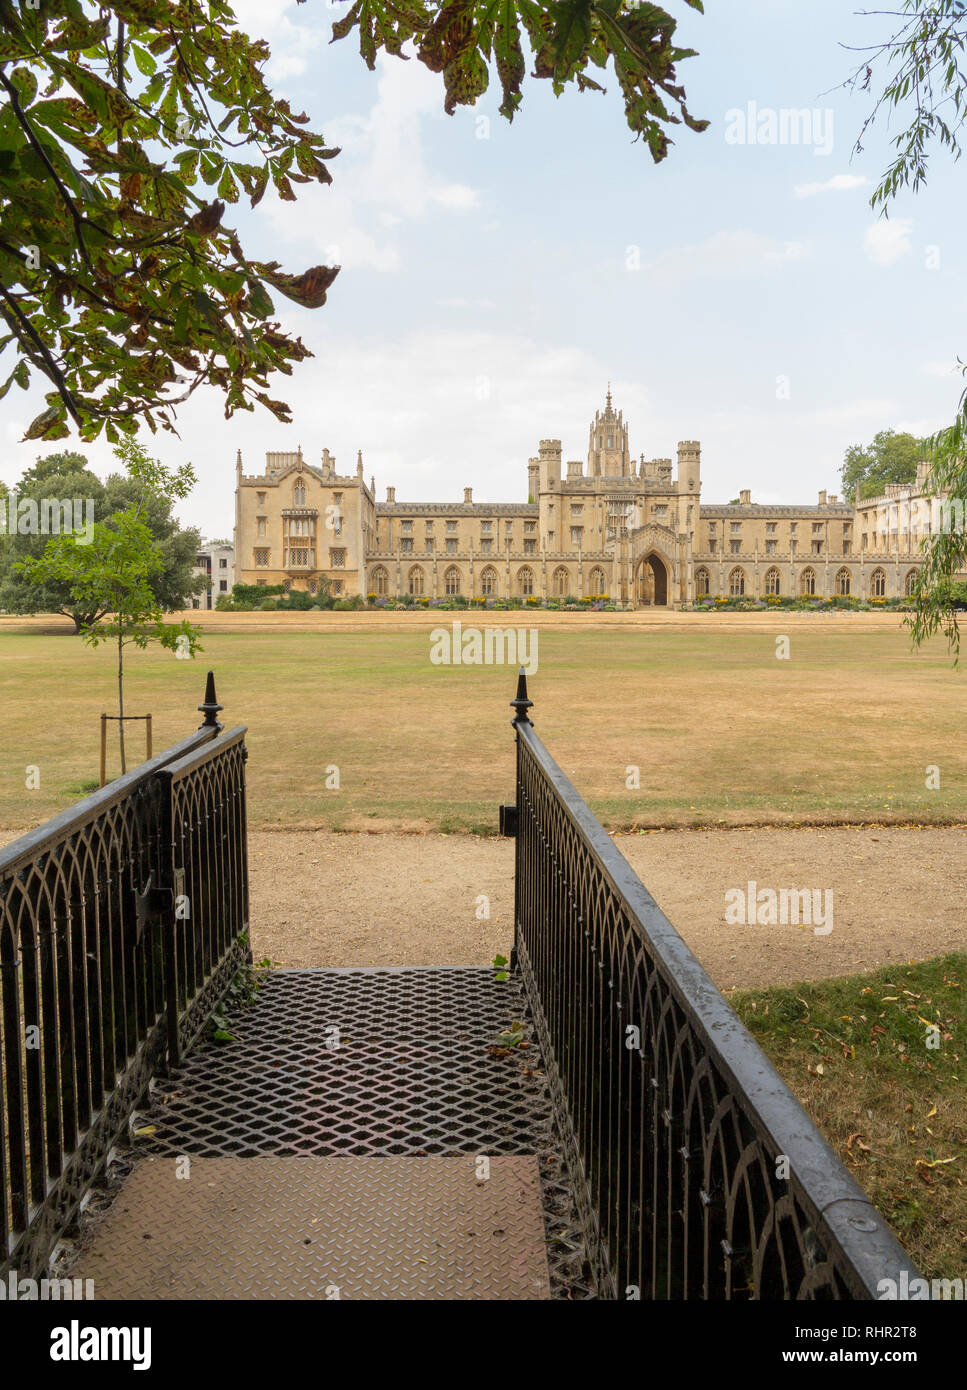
[368,565,609,598]
[695,566,918,599]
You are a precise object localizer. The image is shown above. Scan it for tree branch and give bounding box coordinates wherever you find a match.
[0,286,83,428]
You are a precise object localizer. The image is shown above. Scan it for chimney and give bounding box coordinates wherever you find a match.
[829,494,838,505]
[818,489,827,506]
[739,489,751,505]
[464,487,473,504]
[386,486,396,503]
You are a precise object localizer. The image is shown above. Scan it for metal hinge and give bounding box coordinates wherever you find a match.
[498,804,518,837]
[134,871,174,943]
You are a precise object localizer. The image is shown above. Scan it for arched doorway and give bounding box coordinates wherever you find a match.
[635,553,668,606]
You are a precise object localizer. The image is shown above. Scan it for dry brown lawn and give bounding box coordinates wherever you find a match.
[1,609,965,834]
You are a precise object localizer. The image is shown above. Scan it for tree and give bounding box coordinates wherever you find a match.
[848,1,967,653]
[16,446,202,772]
[0,446,206,627]
[840,429,926,502]
[0,2,706,443]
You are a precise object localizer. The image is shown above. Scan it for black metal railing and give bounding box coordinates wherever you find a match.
[0,673,248,1279]
[505,671,918,1300]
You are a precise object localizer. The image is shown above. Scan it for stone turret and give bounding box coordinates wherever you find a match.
[587,386,631,477]
[527,456,540,503]
[677,440,701,493]
[538,438,562,488]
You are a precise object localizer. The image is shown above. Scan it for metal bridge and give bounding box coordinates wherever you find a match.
[0,673,915,1299]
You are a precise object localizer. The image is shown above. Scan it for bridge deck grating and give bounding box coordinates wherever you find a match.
[75,968,594,1299]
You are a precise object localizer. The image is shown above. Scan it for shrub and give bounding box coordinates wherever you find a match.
[233,582,285,605]
[281,589,314,610]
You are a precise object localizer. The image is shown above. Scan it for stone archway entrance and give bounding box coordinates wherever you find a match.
[635,553,668,606]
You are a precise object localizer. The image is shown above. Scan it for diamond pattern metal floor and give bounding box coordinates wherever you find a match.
[97,967,596,1299]
[144,968,552,1157]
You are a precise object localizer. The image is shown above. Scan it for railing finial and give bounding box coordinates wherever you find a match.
[510,666,533,726]
[198,670,224,731]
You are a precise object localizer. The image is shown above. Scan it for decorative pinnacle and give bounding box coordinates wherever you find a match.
[510,667,533,726]
[198,670,224,731]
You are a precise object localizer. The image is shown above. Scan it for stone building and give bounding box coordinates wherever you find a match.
[233,392,945,606]
[191,540,235,610]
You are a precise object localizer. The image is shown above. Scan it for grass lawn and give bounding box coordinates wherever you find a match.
[1,613,966,832]
[731,953,967,1283]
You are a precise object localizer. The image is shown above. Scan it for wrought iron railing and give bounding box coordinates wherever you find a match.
[0,673,248,1279]
[505,671,918,1300]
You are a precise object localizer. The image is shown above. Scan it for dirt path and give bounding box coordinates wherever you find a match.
[2,822,961,991]
[248,825,966,991]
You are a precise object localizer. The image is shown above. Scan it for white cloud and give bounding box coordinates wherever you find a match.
[259,55,481,273]
[794,173,869,199]
[643,229,809,285]
[863,218,914,267]
[432,184,480,210]
[895,417,946,438]
[919,359,963,378]
[228,0,324,80]
[266,54,308,80]
[438,297,496,309]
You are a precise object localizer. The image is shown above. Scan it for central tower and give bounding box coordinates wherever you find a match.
[587,386,631,478]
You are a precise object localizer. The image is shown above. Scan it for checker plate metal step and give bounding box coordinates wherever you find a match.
[73,1155,551,1300]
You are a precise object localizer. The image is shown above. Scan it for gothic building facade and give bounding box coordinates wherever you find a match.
[233,391,941,606]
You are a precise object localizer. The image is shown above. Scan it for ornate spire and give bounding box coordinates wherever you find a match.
[606,381,612,411]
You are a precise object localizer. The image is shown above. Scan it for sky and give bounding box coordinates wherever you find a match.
[3,0,965,537]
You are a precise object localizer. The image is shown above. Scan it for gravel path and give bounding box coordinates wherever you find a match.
[248,825,966,992]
